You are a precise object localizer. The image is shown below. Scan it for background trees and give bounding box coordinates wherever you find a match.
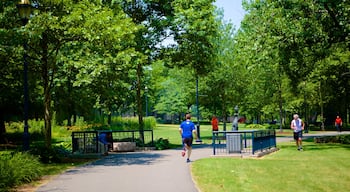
[0,0,349,146]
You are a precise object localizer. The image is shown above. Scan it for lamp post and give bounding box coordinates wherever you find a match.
[232,105,239,131]
[17,0,31,151]
[145,86,148,117]
[195,78,202,142]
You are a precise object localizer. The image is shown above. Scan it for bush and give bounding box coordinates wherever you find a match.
[338,135,350,144]
[264,124,280,130]
[314,135,350,144]
[91,116,157,131]
[29,144,71,163]
[0,152,43,191]
[154,138,170,150]
[245,124,266,129]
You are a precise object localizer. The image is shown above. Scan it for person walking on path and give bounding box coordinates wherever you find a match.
[335,115,343,132]
[291,114,305,151]
[179,113,198,163]
[98,132,112,155]
[211,115,219,132]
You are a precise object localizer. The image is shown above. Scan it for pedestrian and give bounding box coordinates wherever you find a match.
[335,115,343,132]
[211,115,219,132]
[98,132,112,155]
[211,115,219,143]
[179,113,198,163]
[290,114,305,151]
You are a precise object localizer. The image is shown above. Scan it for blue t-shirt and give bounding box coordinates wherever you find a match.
[180,120,195,138]
[98,133,108,144]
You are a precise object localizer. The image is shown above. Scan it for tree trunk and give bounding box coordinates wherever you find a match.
[67,73,73,127]
[278,82,283,132]
[0,117,7,144]
[319,81,325,131]
[41,32,52,149]
[44,91,52,149]
[221,93,227,131]
[136,63,144,144]
[108,109,112,125]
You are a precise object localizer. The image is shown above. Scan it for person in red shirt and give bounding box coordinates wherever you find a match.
[335,115,343,132]
[211,115,219,132]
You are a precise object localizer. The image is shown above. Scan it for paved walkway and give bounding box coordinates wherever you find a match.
[36,131,349,192]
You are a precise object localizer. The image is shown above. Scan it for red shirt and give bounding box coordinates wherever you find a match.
[335,117,342,125]
[211,117,219,131]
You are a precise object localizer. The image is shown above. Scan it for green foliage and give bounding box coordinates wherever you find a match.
[171,0,219,75]
[29,144,71,164]
[245,124,266,129]
[154,138,170,150]
[0,152,43,191]
[264,124,280,130]
[91,116,156,131]
[314,135,350,144]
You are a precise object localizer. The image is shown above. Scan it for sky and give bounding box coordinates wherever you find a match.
[214,0,246,29]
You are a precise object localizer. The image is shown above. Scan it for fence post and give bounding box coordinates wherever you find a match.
[252,131,255,155]
[95,131,99,153]
[213,131,216,155]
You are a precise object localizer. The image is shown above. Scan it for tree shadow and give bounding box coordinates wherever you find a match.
[86,152,168,166]
[279,141,350,151]
[303,144,350,151]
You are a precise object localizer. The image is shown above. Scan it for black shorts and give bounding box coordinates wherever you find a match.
[293,131,303,140]
[183,137,193,147]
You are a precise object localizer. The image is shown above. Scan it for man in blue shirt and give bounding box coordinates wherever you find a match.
[179,113,197,162]
[98,132,112,155]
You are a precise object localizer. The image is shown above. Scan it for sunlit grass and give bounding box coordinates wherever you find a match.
[192,141,350,192]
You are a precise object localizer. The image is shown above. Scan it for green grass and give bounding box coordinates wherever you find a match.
[153,124,215,147]
[191,141,350,192]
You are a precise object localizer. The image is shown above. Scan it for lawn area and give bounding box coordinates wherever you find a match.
[191,140,350,192]
[153,123,215,146]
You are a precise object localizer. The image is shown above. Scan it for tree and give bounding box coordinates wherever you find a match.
[119,0,175,143]
[17,0,138,148]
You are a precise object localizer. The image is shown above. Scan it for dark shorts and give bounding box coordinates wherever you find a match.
[183,137,193,147]
[293,131,303,140]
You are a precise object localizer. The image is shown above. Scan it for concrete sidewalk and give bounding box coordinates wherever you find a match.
[36,146,212,192]
[36,131,349,192]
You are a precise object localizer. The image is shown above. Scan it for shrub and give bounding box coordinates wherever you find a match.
[338,135,350,144]
[91,116,157,131]
[154,138,170,150]
[264,124,280,130]
[0,152,43,191]
[314,135,350,144]
[245,124,266,129]
[29,145,71,163]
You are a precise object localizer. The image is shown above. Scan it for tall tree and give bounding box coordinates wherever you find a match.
[119,0,174,143]
[15,0,138,148]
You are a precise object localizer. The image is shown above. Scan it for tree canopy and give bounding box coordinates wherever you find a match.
[0,0,349,146]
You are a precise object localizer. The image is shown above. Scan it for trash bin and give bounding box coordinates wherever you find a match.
[226,133,242,153]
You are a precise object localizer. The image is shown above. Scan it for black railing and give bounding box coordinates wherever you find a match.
[72,130,154,154]
[72,131,99,154]
[212,129,276,155]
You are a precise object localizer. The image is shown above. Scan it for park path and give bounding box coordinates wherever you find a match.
[36,146,212,192]
[36,131,349,192]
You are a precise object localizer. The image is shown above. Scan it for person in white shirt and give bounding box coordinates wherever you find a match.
[290,114,305,151]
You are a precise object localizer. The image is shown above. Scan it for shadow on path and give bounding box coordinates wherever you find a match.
[88,152,168,166]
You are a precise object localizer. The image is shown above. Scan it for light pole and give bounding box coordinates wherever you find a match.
[17,0,31,151]
[195,77,202,142]
[232,105,239,131]
[145,86,148,117]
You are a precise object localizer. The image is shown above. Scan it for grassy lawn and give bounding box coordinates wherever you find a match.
[191,140,350,192]
[153,123,215,147]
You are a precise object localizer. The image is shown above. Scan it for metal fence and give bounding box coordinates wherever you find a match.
[72,130,154,154]
[212,129,276,155]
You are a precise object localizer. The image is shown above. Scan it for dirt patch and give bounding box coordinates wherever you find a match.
[13,175,56,192]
